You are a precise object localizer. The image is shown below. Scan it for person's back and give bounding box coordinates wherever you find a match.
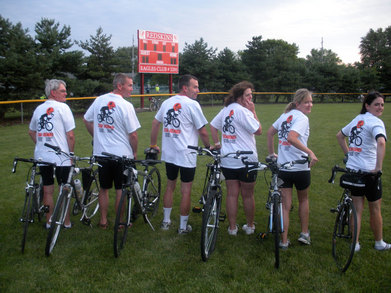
[86,92,139,158]
[157,94,206,167]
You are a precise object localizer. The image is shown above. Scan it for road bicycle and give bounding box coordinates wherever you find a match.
[44,143,100,256]
[188,145,253,262]
[12,157,56,253]
[101,152,161,258]
[244,155,308,269]
[328,165,381,272]
[149,96,162,112]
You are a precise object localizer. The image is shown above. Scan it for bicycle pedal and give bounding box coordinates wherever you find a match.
[330,208,338,213]
[81,217,91,226]
[192,206,202,213]
[219,213,226,222]
[258,232,267,240]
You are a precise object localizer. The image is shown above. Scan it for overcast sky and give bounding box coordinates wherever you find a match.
[1,0,390,64]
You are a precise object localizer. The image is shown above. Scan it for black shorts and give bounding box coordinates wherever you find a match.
[278,170,311,190]
[40,165,71,186]
[165,162,196,183]
[96,157,125,190]
[221,167,257,183]
[351,175,382,202]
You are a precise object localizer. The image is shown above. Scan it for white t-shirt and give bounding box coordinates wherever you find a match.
[210,103,259,169]
[155,95,208,167]
[29,99,75,166]
[84,93,141,158]
[341,112,387,172]
[272,109,310,171]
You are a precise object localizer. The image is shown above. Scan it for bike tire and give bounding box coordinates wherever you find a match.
[200,188,222,262]
[83,169,100,220]
[114,188,131,258]
[272,195,280,269]
[21,189,33,253]
[45,190,67,256]
[332,199,357,272]
[36,176,45,222]
[143,167,161,220]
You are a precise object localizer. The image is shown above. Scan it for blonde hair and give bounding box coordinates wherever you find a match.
[285,88,312,113]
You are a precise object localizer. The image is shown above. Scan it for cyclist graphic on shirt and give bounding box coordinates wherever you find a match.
[223,110,235,134]
[98,101,116,124]
[164,103,181,127]
[278,115,293,140]
[38,107,54,131]
[349,120,364,146]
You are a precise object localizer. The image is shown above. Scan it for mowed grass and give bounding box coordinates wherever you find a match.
[0,103,390,292]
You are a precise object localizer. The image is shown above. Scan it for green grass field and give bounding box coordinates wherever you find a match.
[1,103,390,292]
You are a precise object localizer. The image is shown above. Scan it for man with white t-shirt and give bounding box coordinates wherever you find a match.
[84,73,140,229]
[29,79,75,229]
[150,74,210,234]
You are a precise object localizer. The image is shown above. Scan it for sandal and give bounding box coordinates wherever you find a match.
[98,222,109,230]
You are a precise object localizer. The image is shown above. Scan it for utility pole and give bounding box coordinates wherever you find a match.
[321,37,324,62]
[131,34,135,79]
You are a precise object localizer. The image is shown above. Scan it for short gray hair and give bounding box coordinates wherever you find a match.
[113,73,132,89]
[45,79,66,97]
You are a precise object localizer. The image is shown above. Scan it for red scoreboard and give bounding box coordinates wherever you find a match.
[138,30,179,74]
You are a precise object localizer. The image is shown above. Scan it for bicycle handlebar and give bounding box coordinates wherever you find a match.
[101,152,161,167]
[328,164,382,184]
[243,156,309,173]
[187,145,253,159]
[12,157,56,173]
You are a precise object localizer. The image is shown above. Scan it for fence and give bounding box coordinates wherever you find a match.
[1,92,390,123]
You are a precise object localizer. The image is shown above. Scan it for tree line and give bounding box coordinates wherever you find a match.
[1,15,390,117]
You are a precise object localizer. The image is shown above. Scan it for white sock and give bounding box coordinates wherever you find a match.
[375,239,386,247]
[180,215,189,230]
[163,207,172,223]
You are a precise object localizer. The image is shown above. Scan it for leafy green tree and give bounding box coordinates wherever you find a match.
[0,16,43,118]
[359,26,391,91]
[215,48,250,91]
[77,27,115,93]
[242,36,302,94]
[179,38,218,91]
[305,48,342,93]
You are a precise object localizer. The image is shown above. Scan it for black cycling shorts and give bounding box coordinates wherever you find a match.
[40,165,71,186]
[165,162,196,183]
[278,170,311,191]
[351,175,382,202]
[221,167,258,183]
[96,157,124,190]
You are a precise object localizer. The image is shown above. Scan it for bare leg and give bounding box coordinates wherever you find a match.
[368,199,383,241]
[297,187,310,234]
[281,188,293,244]
[226,180,240,230]
[240,181,256,227]
[352,196,365,243]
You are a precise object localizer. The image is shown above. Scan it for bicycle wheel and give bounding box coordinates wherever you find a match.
[21,189,33,253]
[114,188,132,257]
[200,188,222,262]
[332,200,357,272]
[272,195,281,269]
[143,167,161,219]
[45,189,67,256]
[83,170,100,220]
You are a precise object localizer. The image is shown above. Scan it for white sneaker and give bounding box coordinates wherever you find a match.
[354,242,361,252]
[160,221,171,230]
[374,242,391,251]
[228,225,238,236]
[178,224,192,234]
[242,224,255,235]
